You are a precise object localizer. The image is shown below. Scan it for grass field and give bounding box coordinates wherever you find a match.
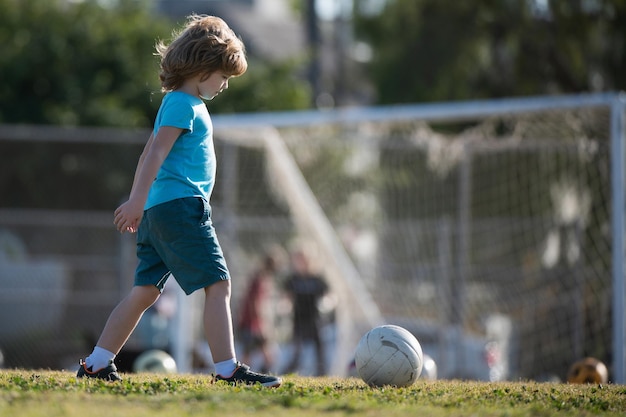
[1,369,625,417]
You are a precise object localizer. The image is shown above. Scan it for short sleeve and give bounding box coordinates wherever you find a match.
[158,94,195,132]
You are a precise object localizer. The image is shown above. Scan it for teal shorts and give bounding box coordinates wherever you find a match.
[135,197,230,295]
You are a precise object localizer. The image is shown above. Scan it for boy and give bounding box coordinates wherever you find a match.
[76,14,281,388]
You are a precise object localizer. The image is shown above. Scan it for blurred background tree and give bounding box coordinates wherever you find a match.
[0,0,311,126]
[1,0,625,209]
[2,0,624,121]
[0,0,311,209]
[0,0,167,127]
[353,0,626,103]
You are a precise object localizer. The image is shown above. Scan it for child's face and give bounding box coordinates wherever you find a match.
[198,71,231,100]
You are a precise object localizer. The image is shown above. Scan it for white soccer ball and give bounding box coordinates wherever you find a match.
[133,349,178,374]
[355,324,423,387]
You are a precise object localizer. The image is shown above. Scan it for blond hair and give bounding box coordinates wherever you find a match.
[156,14,247,92]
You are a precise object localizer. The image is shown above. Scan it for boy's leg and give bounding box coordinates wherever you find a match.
[81,285,161,374]
[203,280,236,365]
[205,280,281,387]
[97,285,161,353]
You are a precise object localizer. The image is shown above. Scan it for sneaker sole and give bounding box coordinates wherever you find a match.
[262,379,282,388]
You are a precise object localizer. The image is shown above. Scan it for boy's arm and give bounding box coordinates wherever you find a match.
[114,126,182,233]
[128,131,155,197]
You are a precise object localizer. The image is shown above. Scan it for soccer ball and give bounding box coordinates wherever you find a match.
[355,325,423,387]
[566,357,608,384]
[133,349,178,374]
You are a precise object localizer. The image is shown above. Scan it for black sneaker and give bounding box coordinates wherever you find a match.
[76,359,122,381]
[215,362,281,388]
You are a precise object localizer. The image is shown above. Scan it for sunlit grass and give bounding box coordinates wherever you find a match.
[1,369,625,417]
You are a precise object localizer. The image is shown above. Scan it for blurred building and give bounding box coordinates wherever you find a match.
[155,0,306,62]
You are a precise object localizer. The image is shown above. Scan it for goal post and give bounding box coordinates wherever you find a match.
[610,94,626,384]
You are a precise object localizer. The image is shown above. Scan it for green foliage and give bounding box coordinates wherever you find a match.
[0,0,311,127]
[1,370,626,417]
[355,1,495,103]
[0,0,170,127]
[0,0,312,210]
[211,58,311,113]
[354,0,626,103]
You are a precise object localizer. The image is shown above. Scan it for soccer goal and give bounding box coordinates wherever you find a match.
[211,92,626,381]
[1,93,622,382]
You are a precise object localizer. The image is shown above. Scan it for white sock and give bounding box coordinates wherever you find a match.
[214,358,237,377]
[85,346,116,371]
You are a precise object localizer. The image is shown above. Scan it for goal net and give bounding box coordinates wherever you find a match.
[212,93,624,381]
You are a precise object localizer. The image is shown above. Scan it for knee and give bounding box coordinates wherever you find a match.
[129,285,161,310]
[205,279,231,300]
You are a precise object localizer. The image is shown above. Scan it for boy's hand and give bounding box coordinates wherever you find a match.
[114,199,144,233]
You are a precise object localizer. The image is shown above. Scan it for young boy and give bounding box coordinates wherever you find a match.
[76,14,281,388]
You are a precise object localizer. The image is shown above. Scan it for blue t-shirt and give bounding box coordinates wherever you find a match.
[145,92,216,210]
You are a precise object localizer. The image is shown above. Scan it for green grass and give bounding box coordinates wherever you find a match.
[1,369,625,417]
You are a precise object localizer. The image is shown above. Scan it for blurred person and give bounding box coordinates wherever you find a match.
[281,249,329,376]
[236,249,283,373]
[76,14,281,388]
